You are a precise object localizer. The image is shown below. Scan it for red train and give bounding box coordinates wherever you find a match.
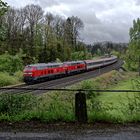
[23,56,117,84]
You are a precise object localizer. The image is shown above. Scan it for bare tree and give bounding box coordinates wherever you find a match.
[4,8,22,53]
[24,4,43,56]
[53,15,65,40]
[65,16,84,50]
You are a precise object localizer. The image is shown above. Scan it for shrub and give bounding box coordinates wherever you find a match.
[71,51,92,60]
[14,71,23,82]
[0,52,23,74]
[0,72,18,87]
[80,80,100,98]
[0,94,37,115]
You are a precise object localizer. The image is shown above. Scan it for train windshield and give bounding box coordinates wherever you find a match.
[24,66,36,71]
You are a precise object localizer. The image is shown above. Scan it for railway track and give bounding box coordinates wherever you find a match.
[0,60,123,95]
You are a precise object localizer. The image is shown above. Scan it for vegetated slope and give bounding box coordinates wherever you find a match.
[0,71,139,123]
[83,71,140,123]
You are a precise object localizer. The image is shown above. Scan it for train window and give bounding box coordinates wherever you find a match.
[72,63,76,66]
[48,65,52,68]
[24,66,34,70]
[105,60,111,62]
[87,61,103,66]
[36,66,40,70]
[36,65,45,70]
[52,65,59,68]
[92,61,102,65]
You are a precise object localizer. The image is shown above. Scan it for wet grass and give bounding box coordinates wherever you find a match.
[87,75,140,123]
[0,71,23,87]
[0,71,139,123]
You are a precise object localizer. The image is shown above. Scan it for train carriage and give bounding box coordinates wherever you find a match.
[23,56,118,84]
[84,56,117,71]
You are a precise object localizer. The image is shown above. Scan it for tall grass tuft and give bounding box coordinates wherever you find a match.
[0,72,19,87]
[0,93,36,115]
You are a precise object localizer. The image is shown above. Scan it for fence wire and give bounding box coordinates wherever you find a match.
[0,87,140,93]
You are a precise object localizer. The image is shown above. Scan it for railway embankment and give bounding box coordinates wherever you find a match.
[0,70,139,125]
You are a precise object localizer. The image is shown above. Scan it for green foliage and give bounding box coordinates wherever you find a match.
[0,92,75,122]
[111,50,120,58]
[0,25,7,41]
[38,41,72,62]
[0,52,23,74]
[0,0,8,16]
[14,71,23,82]
[0,72,18,87]
[0,94,36,115]
[0,4,86,64]
[88,75,140,123]
[71,51,92,60]
[80,80,100,98]
[35,93,75,122]
[0,0,8,44]
[0,71,139,123]
[89,42,127,57]
[126,18,140,71]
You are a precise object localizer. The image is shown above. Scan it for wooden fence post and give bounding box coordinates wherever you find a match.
[75,91,87,122]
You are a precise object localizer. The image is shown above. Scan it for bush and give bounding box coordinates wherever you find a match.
[0,92,75,122]
[80,80,100,98]
[71,51,92,60]
[0,94,37,115]
[0,72,19,87]
[0,52,23,74]
[14,71,23,82]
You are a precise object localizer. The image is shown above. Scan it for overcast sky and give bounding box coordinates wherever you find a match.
[5,0,140,44]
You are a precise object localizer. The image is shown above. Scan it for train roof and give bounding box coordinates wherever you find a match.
[63,61,84,64]
[25,56,117,67]
[26,62,63,67]
[84,56,117,63]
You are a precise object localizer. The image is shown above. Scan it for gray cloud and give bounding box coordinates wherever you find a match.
[135,0,140,5]
[33,0,59,8]
[5,0,140,43]
[81,20,129,43]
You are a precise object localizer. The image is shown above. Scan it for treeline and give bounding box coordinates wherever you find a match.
[1,1,139,73]
[87,41,128,57]
[0,3,90,64]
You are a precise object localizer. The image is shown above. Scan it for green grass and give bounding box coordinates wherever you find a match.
[0,72,19,87]
[0,91,75,122]
[87,76,140,123]
[0,71,23,87]
[0,71,139,123]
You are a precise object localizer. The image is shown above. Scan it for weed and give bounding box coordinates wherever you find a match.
[0,72,19,87]
[0,93,36,115]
